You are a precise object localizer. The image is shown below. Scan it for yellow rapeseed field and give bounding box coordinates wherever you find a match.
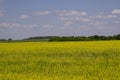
[0,41,120,80]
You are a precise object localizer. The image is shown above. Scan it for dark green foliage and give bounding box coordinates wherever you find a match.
[1,34,120,42]
[49,34,120,41]
[8,38,12,41]
[0,39,6,41]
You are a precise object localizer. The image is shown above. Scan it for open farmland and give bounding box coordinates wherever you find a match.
[0,41,120,80]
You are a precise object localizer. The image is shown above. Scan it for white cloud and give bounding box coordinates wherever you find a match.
[64,21,74,26]
[58,10,87,17]
[35,11,50,16]
[59,17,69,21]
[59,16,91,22]
[40,24,53,31]
[114,21,120,23]
[0,10,4,17]
[59,17,91,26]
[112,9,120,14]
[0,13,4,16]
[23,24,54,31]
[0,23,39,28]
[78,26,91,31]
[19,15,29,19]
[25,24,38,28]
[90,21,108,26]
[89,21,109,30]
[75,17,91,22]
[57,10,90,26]
[90,14,116,19]
[0,22,54,30]
[0,23,20,28]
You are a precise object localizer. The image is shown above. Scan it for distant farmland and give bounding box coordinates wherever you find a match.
[0,41,120,80]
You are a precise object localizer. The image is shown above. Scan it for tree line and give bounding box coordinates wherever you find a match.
[49,34,120,41]
[0,34,120,42]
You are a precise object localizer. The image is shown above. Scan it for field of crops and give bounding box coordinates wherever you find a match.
[0,41,120,80]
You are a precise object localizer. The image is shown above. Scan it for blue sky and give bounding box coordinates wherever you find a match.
[0,0,120,39]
